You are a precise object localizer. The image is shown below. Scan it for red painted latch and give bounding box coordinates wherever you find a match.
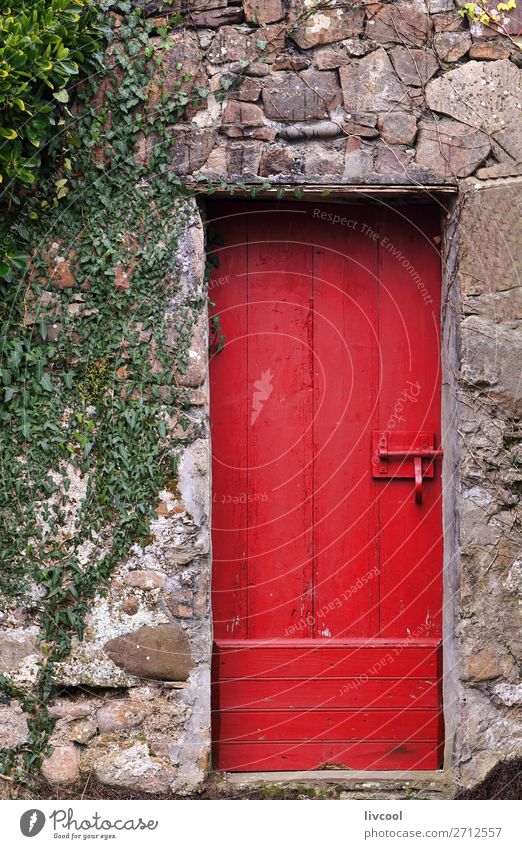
[372,431,443,504]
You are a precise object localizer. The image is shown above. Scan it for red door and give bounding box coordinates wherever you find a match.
[209,201,444,772]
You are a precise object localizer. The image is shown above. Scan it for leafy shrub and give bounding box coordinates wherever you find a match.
[0,0,104,279]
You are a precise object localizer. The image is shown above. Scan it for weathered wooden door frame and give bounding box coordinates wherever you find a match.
[201,188,459,776]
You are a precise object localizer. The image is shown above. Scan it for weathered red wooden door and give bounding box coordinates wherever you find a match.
[209,201,443,772]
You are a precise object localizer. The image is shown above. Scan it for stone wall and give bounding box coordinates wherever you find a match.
[1,0,521,796]
[139,0,522,186]
[446,177,522,787]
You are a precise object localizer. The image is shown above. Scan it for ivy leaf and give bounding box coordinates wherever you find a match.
[53,89,69,103]
[39,373,54,392]
[4,387,16,402]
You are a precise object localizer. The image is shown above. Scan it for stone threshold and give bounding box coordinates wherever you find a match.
[214,770,454,799]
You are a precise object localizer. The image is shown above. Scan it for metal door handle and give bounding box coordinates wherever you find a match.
[376,446,443,505]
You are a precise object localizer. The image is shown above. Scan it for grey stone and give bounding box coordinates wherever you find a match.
[504,558,522,595]
[68,719,97,744]
[97,700,149,732]
[125,570,166,590]
[456,180,522,298]
[94,743,177,794]
[469,41,511,61]
[378,112,417,145]
[0,702,29,748]
[434,31,472,62]
[343,37,376,58]
[340,48,411,114]
[289,2,365,48]
[415,118,490,178]
[174,311,207,388]
[186,7,243,27]
[207,26,251,64]
[263,70,341,120]
[461,315,522,415]
[389,47,439,87]
[366,3,430,47]
[303,141,344,177]
[278,121,342,140]
[104,623,194,682]
[0,629,37,673]
[374,143,414,176]
[169,127,217,176]
[259,146,298,176]
[426,60,522,162]
[208,23,285,64]
[41,746,80,785]
[243,0,284,24]
[493,683,522,706]
[343,137,374,180]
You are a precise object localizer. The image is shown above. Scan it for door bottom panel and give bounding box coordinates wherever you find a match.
[212,640,444,772]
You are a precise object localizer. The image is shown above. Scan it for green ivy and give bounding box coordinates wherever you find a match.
[0,1,203,784]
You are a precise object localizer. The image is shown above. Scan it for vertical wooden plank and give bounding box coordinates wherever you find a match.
[376,204,443,639]
[246,205,315,638]
[312,205,381,638]
[209,204,249,639]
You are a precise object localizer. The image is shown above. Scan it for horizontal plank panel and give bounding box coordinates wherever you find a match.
[214,709,441,743]
[213,677,439,711]
[214,741,442,772]
[214,641,441,680]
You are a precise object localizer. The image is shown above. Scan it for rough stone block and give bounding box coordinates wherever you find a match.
[343,137,374,180]
[340,48,410,113]
[222,100,265,126]
[169,127,217,176]
[0,629,38,673]
[124,570,166,590]
[200,140,262,178]
[415,118,490,178]
[426,59,522,162]
[259,146,298,176]
[243,0,284,24]
[389,46,439,86]
[366,3,430,47]
[104,623,194,681]
[0,703,29,748]
[469,41,511,61]
[434,31,472,62]
[263,70,341,120]
[96,700,149,732]
[41,746,80,785]
[303,141,344,177]
[378,112,417,145]
[93,743,176,794]
[461,315,522,415]
[289,2,365,48]
[375,143,413,176]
